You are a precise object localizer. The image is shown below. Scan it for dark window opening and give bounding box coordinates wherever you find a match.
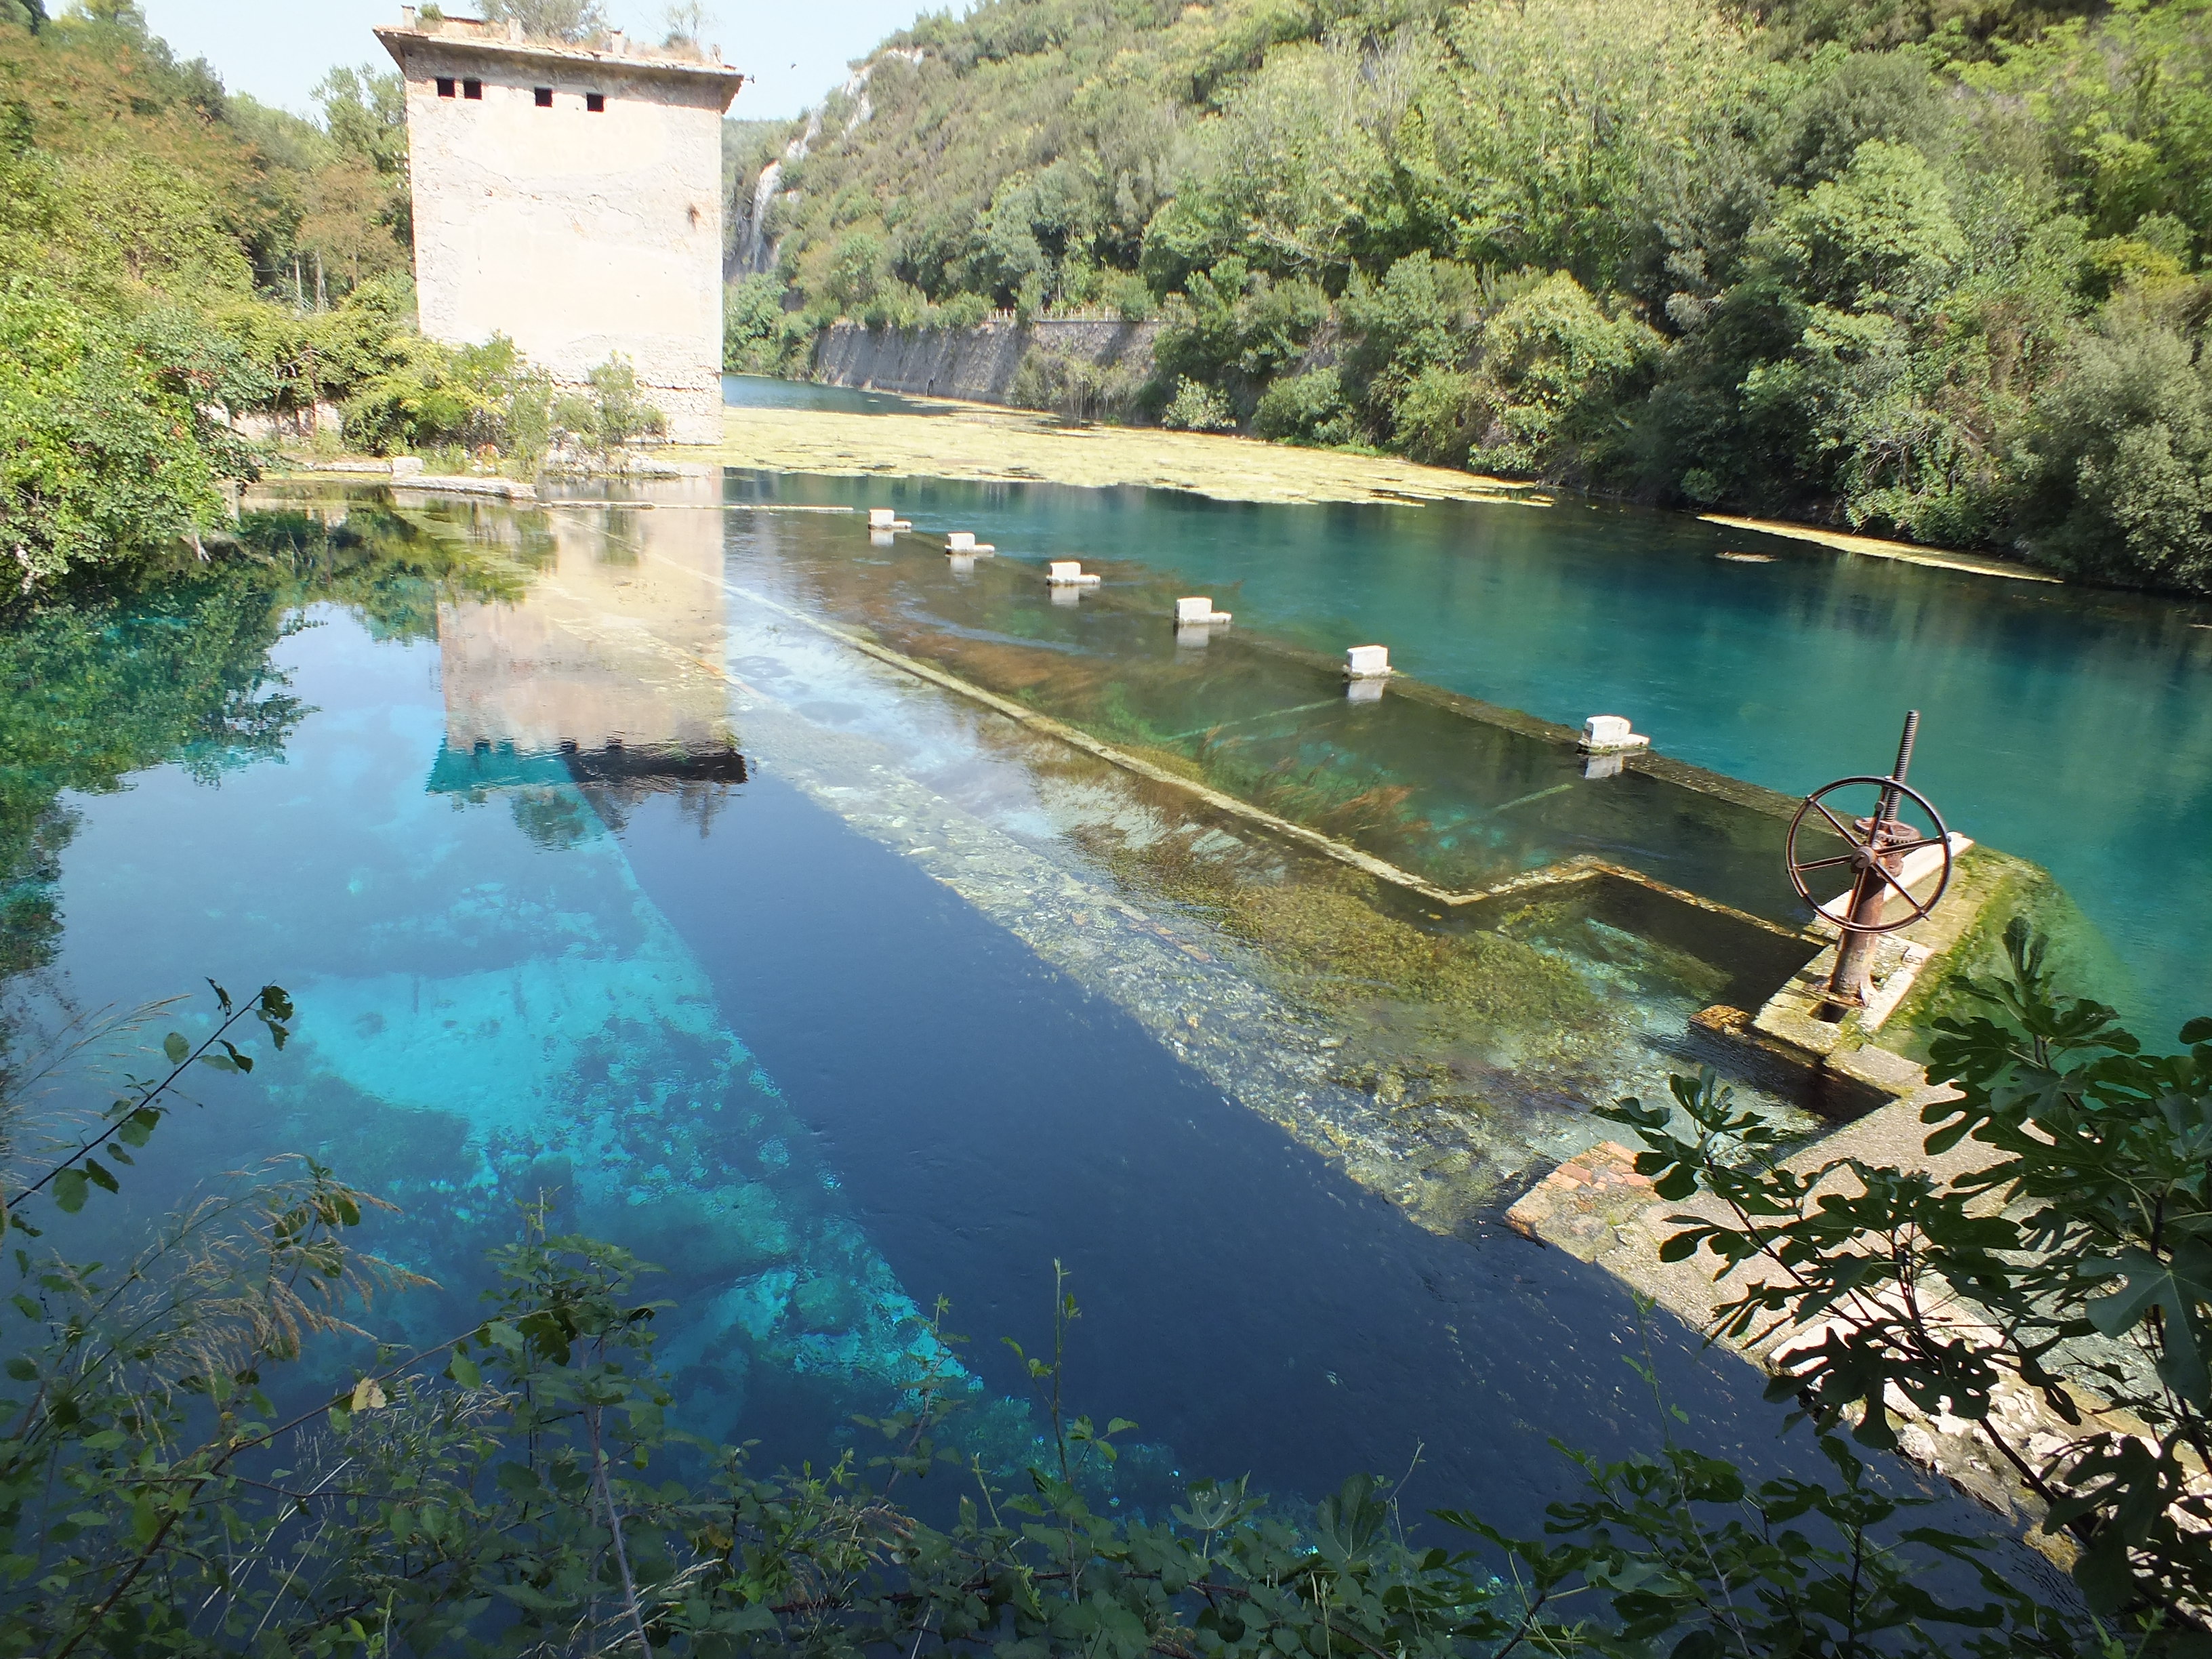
[586,91,605,112]
[462,79,482,98]
[534,86,553,107]
[436,77,456,98]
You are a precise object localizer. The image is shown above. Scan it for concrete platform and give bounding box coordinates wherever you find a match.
[1502,836,2123,1542]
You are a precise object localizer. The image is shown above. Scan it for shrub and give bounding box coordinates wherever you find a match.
[1389,365,1483,467]
[1009,343,1147,422]
[1468,272,1662,477]
[2015,298,2212,594]
[722,271,793,373]
[1100,268,1158,321]
[1252,365,1351,444]
[933,289,993,329]
[584,352,665,447]
[337,331,549,457]
[0,283,250,594]
[1160,373,1235,431]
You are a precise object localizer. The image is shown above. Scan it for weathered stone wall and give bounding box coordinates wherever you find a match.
[377,20,744,443]
[812,317,1160,405]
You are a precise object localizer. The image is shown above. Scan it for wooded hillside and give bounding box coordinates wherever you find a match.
[0,1,618,596]
[732,0,2212,594]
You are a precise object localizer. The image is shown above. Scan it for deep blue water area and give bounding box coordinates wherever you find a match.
[4,478,2093,1603]
[14,590,1810,1538]
[713,388,2212,1037]
[614,775,1794,1524]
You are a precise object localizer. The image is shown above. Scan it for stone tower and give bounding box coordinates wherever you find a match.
[375,9,745,445]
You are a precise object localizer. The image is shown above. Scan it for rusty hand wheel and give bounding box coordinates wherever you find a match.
[1785,775,1952,933]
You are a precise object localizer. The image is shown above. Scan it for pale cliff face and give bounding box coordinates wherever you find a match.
[380,28,743,444]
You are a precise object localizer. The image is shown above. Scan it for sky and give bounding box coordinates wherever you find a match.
[138,0,940,122]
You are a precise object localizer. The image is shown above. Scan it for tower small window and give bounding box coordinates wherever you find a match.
[534,86,553,107]
[586,91,605,112]
[436,76,456,98]
[462,79,482,98]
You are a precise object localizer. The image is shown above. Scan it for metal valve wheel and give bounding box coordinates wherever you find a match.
[1785,774,1952,933]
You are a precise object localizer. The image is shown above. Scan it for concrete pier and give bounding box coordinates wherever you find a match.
[1174,596,1232,627]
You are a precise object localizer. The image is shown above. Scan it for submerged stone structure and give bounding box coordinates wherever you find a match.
[374,9,745,444]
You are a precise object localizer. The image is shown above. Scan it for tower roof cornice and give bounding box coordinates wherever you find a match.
[374,18,746,100]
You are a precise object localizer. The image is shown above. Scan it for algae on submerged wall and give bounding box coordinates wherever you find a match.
[1881,848,2137,1061]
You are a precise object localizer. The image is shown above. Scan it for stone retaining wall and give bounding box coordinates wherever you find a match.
[812,317,1159,405]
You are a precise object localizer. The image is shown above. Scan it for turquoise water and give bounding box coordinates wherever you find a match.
[721,379,2212,1036]
[4,493,1867,1543]
[14,418,2159,1567]
[721,371,943,417]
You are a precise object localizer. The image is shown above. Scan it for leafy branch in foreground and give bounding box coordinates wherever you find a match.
[1606,917,2212,1648]
[4,979,293,1225]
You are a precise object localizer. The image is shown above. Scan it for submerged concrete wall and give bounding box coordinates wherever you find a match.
[813,317,1159,405]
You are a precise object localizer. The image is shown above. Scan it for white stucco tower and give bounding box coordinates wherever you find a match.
[375,10,745,445]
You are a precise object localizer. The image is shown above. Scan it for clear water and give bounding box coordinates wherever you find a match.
[22,398,2150,1582]
[3,480,2015,1553]
[719,376,2212,1039]
[721,371,945,417]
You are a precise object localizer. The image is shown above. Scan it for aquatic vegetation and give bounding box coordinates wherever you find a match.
[1490,900,1738,1008]
[1075,812,1598,1033]
[1231,881,1600,1029]
[1882,848,2135,1063]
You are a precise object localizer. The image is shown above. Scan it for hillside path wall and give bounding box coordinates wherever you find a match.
[813,318,1159,405]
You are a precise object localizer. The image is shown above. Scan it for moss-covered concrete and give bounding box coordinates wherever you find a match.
[1882,849,2134,1059]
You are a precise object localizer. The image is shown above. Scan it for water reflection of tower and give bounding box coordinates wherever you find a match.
[427,479,744,836]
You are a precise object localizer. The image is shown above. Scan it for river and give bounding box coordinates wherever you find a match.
[720,375,2212,1038]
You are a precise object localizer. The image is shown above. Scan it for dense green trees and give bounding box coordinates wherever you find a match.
[0,4,588,595]
[746,0,2212,592]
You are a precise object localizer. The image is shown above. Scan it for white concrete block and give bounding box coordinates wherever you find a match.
[1579,714,1650,754]
[1344,644,1392,679]
[1893,831,1973,891]
[869,508,896,528]
[1174,596,1231,627]
[947,531,977,552]
[1046,561,1101,586]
